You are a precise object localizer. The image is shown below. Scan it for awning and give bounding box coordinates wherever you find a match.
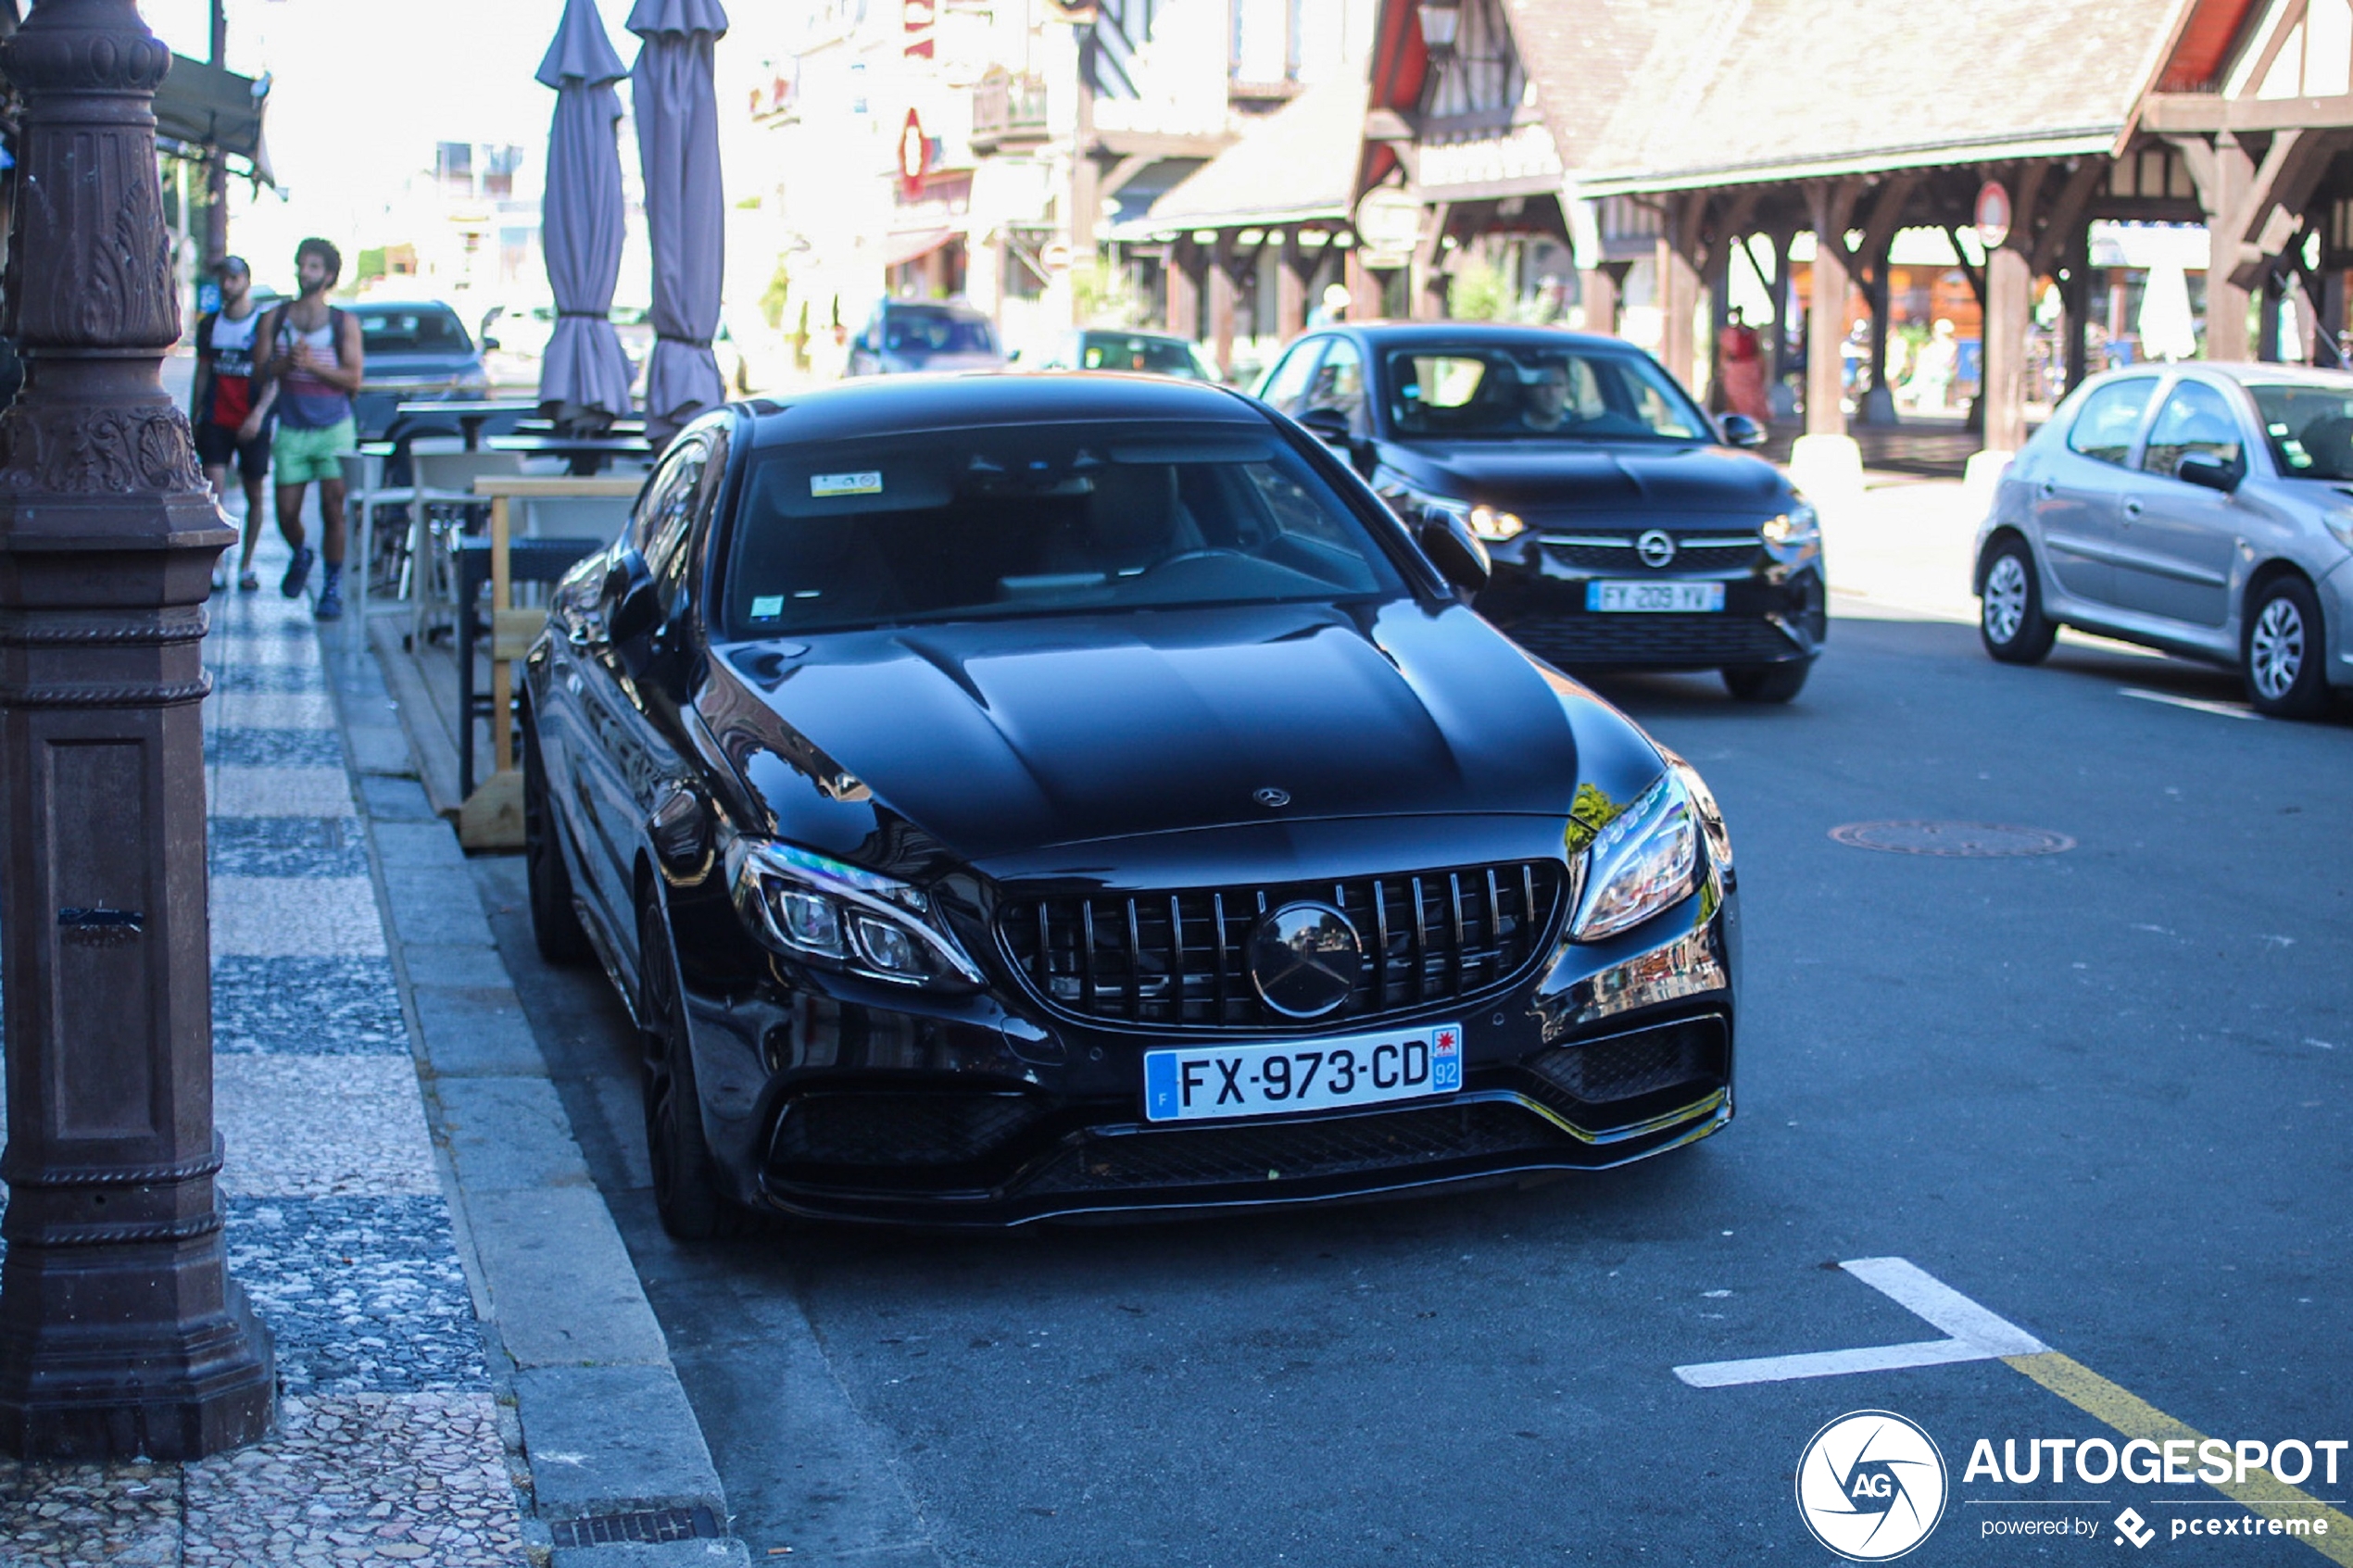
[155,53,273,184]
[881,227,955,270]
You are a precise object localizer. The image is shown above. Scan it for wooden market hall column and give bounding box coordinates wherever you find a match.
[1165,239,1202,341]
[1579,262,1625,336]
[1804,182,1858,438]
[1276,232,1309,341]
[1207,234,1238,376]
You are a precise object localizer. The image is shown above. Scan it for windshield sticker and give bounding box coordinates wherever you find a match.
[812,470,883,497]
[749,595,786,619]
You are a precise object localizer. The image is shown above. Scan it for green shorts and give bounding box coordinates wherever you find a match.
[271,419,355,486]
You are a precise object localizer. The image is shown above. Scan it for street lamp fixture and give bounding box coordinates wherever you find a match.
[1417,0,1461,56]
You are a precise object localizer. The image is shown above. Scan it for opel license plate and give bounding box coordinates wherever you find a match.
[1142,1022,1463,1123]
[1587,581,1726,613]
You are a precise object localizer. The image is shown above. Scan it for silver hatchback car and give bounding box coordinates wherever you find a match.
[1973,362,2353,717]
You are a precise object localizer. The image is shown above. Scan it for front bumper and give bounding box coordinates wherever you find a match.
[675,867,1739,1227]
[1475,549,1826,672]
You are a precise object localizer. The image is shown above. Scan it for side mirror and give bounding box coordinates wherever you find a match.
[1297,407,1351,446]
[481,335,502,353]
[1718,412,1768,448]
[1416,509,1491,594]
[1005,347,1023,364]
[2175,453,2243,493]
[603,548,662,645]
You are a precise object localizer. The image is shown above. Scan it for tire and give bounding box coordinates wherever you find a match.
[1979,538,2057,664]
[637,892,742,1240]
[523,715,593,967]
[2242,574,2333,719]
[1721,661,1810,702]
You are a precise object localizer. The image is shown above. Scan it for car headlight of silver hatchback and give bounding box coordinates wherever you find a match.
[1571,770,1702,942]
[727,838,982,989]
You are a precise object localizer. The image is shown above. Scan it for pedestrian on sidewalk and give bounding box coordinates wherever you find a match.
[193,255,278,592]
[253,237,364,621]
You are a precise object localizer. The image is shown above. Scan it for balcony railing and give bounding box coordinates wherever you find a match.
[971,73,1050,153]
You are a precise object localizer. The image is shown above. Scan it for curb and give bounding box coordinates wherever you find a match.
[317,620,750,1568]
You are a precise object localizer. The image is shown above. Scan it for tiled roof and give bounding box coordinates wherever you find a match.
[1509,0,2193,194]
[1139,76,1371,231]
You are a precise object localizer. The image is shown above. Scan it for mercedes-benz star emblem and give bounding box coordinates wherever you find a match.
[1253,786,1291,809]
[1246,902,1362,1019]
[1636,528,1678,569]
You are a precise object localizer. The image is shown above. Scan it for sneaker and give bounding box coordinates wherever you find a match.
[237,570,260,593]
[210,566,227,593]
[313,582,343,621]
[281,546,315,599]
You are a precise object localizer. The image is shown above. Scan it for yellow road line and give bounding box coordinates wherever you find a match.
[2006,1351,2353,1565]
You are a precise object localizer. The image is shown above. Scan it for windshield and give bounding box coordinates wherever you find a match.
[354,307,472,355]
[723,421,1405,635]
[1383,345,1706,442]
[1080,335,1209,379]
[884,308,999,357]
[2248,383,2353,480]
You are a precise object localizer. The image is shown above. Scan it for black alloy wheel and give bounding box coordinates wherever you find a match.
[637,891,742,1240]
[1721,661,1810,703]
[523,713,593,967]
[1979,538,2057,665]
[2242,574,2334,720]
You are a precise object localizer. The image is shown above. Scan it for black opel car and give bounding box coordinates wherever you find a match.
[522,373,1739,1236]
[1256,323,1826,701]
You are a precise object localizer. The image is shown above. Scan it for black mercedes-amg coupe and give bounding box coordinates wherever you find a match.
[522,373,1740,1236]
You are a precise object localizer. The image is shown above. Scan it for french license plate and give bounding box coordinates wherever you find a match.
[1142,1022,1463,1123]
[1586,581,1726,613]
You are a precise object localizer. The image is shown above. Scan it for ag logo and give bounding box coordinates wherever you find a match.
[1795,1410,1948,1561]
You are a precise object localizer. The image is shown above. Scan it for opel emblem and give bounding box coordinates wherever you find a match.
[1246,902,1362,1019]
[1636,528,1678,569]
[1253,786,1291,809]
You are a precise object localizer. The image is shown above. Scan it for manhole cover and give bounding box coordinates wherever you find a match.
[1829,821,2076,857]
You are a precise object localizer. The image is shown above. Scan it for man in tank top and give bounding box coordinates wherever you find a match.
[193,256,279,593]
[252,237,365,621]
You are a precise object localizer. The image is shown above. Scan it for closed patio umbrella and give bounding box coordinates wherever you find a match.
[535,0,636,427]
[628,0,729,445]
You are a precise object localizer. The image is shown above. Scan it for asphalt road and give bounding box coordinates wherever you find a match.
[474,607,2352,1567]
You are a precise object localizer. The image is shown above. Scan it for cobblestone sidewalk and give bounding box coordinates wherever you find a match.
[0,546,528,1566]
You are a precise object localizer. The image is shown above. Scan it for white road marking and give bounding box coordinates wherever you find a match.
[1841,1257,2049,1355]
[1673,1257,2046,1388]
[2119,686,2260,720]
[1676,1337,1994,1388]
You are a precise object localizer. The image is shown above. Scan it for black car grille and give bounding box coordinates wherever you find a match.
[1017,1099,1572,1195]
[1539,535,1760,571]
[997,860,1567,1032]
[769,1092,1047,1171]
[1497,613,1801,669]
[1524,1015,1728,1110]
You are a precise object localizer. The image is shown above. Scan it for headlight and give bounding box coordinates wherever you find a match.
[726,838,982,989]
[456,366,492,390]
[2327,509,2353,549]
[1570,771,1699,942]
[1467,504,1526,542]
[1759,498,1820,561]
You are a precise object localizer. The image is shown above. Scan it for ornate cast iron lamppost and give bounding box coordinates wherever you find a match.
[0,0,271,1459]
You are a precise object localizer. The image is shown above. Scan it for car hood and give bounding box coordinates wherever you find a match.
[361,351,484,383]
[892,350,1006,372]
[704,601,1600,867]
[1385,438,1791,515]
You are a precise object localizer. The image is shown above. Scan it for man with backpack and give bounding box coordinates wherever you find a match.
[193,255,277,592]
[251,237,365,621]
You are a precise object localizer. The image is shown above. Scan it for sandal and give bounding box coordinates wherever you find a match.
[237,570,260,592]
